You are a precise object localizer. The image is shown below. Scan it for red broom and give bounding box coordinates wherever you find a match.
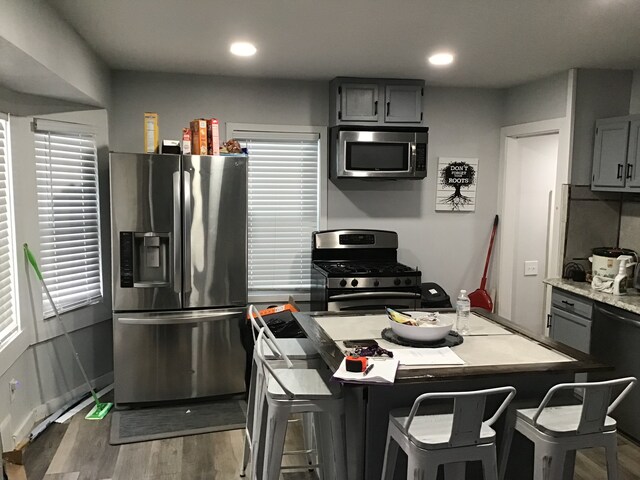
[468,215,499,311]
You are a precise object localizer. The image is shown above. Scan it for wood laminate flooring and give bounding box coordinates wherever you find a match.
[7,402,640,479]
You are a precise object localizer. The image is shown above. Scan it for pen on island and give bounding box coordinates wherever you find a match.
[362,363,374,376]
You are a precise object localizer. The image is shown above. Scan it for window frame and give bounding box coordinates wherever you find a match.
[226,123,327,303]
[32,118,104,318]
[0,112,21,352]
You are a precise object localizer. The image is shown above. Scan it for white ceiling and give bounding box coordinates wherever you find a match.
[47,0,640,88]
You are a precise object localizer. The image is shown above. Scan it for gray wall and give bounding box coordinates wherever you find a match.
[571,69,633,185]
[109,72,505,300]
[502,71,569,126]
[109,71,329,151]
[631,69,640,115]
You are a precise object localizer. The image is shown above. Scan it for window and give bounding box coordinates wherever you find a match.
[229,125,325,296]
[34,119,103,317]
[0,114,18,345]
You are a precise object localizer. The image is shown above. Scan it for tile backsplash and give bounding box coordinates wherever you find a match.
[563,186,640,274]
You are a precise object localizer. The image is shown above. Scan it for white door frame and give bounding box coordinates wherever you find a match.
[496,116,572,324]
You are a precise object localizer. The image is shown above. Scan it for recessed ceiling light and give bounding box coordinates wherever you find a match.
[230,42,257,57]
[428,52,454,66]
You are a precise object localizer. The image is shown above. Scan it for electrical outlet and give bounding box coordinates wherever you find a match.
[9,379,19,403]
[524,260,538,276]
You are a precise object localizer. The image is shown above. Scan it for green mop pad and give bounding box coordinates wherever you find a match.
[24,244,113,420]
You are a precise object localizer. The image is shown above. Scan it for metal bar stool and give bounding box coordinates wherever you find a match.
[513,377,636,480]
[241,305,320,477]
[253,328,347,480]
[381,386,516,480]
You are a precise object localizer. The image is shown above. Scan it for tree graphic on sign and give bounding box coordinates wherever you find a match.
[439,161,476,210]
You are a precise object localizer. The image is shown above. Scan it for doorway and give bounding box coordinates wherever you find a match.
[497,118,570,335]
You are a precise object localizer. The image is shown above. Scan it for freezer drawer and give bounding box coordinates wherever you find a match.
[113,309,247,404]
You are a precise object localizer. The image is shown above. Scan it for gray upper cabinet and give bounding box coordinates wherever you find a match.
[384,83,423,123]
[626,119,640,188]
[591,115,640,191]
[339,83,379,122]
[330,77,424,126]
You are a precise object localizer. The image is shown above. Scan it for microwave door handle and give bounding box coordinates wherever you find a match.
[183,170,192,294]
[172,171,182,294]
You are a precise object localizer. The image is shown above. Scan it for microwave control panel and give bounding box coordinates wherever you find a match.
[415,143,427,172]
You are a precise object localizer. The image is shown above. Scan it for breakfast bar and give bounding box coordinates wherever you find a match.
[293,309,607,480]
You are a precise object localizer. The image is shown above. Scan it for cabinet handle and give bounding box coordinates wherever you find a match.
[626,164,633,179]
[374,101,378,116]
[546,314,552,328]
[561,300,575,307]
[386,102,390,116]
[617,163,623,179]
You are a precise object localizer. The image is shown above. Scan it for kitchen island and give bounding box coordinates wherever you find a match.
[293,309,607,480]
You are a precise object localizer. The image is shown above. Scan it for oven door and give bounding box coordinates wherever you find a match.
[327,291,421,311]
[332,128,427,179]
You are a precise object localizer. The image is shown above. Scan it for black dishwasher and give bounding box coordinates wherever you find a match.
[591,303,640,442]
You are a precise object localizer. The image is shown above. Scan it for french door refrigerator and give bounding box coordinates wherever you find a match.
[109,152,247,404]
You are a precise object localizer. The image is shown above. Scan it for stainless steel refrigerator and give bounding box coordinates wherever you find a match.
[109,152,247,404]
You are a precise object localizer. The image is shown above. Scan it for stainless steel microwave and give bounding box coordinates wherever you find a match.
[330,126,428,180]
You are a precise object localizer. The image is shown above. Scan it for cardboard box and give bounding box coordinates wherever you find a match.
[207,118,220,155]
[190,119,208,155]
[181,128,191,154]
[144,112,158,153]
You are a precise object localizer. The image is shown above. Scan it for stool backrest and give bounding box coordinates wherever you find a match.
[532,377,636,435]
[254,328,295,399]
[405,386,516,448]
[248,304,293,368]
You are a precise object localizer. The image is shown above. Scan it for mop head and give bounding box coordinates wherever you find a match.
[85,401,113,420]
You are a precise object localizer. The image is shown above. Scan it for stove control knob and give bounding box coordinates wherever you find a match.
[339,279,347,287]
[351,279,359,287]
[394,278,401,286]
[405,278,412,285]
[374,280,380,287]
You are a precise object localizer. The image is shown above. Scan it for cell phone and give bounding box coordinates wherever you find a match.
[343,339,379,348]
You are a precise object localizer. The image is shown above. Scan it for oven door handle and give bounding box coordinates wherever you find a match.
[328,291,421,301]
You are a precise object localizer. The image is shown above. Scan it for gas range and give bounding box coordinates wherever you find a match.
[310,229,422,311]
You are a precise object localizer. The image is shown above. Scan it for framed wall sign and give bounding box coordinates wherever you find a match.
[436,157,478,212]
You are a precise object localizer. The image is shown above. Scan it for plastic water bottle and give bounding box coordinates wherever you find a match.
[456,289,470,335]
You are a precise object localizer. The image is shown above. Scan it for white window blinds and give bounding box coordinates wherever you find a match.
[35,124,103,317]
[236,132,320,294]
[0,116,18,344]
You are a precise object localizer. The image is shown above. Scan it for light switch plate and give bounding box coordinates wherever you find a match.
[524,260,538,276]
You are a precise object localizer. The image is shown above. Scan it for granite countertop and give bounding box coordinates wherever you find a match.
[544,278,640,315]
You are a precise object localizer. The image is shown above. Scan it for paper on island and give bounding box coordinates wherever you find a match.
[389,347,465,366]
[332,358,399,384]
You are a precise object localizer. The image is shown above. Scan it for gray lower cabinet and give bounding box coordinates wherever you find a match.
[549,288,592,354]
[330,77,424,126]
[591,115,640,191]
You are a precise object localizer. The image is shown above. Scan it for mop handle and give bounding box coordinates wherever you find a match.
[23,244,100,404]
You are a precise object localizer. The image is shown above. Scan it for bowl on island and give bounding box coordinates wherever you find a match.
[387,313,453,342]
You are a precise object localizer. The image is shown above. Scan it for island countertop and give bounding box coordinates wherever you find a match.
[293,309,606,383]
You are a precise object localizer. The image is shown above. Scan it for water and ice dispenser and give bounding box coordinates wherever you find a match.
[119,231,171,287]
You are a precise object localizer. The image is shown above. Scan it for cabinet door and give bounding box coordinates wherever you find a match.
[625,120,640,189]
[549,307,591,353]
[592,120,629,189]
[384,84,423,123]
[338,83,379,122]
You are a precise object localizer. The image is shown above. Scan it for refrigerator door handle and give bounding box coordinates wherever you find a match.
[172,171,182,295]
[117,310,244,326]
[183,170,192,294]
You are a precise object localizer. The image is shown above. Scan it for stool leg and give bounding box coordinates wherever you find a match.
[262,402,291,480]
[241,429,251,477]
[408,453,437,480]
[605,434,619,480]
[480,444,499,480]
[532,444,551,480]
[251,392,268,480]
[498,407,516,480]
[241,361,257,477]
[381,430,400,480]
[329,411,348,479]
[547,447,566,480]
[562,450,575,480]
[302,412,316,468]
